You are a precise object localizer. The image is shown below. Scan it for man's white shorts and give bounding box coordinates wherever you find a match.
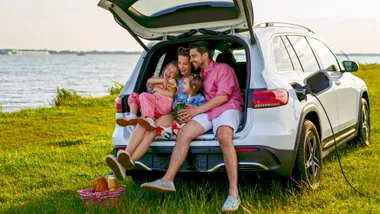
[191,109,242,135]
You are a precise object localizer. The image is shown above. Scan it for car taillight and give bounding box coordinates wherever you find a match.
[114,97,122,113]
[252,89,288,108]
[235,148,260,152]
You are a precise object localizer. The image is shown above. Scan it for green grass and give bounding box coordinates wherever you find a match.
[1,66,380,213]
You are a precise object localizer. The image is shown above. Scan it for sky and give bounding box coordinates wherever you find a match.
[0,0,379,53]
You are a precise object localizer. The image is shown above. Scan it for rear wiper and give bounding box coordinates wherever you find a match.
[198,28,226,36]
[175,29,198,39]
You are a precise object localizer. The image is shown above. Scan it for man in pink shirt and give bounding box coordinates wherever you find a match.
[141,41,243,212]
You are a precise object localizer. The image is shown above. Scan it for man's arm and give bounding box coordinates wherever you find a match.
[178,95,228,122]
[180,65,236,122]
[194,95,228,114]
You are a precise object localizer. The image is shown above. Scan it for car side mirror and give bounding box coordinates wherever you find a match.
[342,61,359,72]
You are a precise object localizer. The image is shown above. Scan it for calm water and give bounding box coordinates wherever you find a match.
[0,54,140,112]
[0,54,379,112]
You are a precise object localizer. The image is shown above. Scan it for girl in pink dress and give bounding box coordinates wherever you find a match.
[116,61,180,131]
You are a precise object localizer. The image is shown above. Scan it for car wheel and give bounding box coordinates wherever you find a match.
[293,120,322,189]
[355,98,370,146]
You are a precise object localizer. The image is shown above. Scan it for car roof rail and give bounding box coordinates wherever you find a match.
[254,21,315,34]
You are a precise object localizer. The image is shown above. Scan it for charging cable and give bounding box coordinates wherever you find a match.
[307,90,380,201]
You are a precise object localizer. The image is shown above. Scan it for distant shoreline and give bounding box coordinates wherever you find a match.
[1,49,380,56]
[0,49,142,55]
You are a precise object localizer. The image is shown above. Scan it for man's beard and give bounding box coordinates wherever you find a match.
[192,61,201,71]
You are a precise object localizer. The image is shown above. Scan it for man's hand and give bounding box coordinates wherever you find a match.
[178,107,199,123]
[186,104,196,109]
[173,102,183,109]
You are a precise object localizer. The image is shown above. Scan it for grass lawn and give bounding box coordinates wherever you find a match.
[1,65,380,213]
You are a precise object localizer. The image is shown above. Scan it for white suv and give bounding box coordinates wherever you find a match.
[98,0,370,188]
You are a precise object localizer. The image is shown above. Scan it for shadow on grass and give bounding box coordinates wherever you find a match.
[2,173,306,213]
[126,171,305,211]
[3,190,86,214]
[323,140,365,163]
[47,138,88,147]
[3,188,132,214]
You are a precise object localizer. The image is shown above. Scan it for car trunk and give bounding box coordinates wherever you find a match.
[119,35,250,141]
[98,0,255,49]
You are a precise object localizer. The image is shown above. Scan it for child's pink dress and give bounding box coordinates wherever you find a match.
[128,79,177,119]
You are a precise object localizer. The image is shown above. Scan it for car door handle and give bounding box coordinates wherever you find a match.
[335,80,341,86]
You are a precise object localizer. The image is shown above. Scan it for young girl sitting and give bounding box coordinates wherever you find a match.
[156,74,206,139]
[116,61,180,131]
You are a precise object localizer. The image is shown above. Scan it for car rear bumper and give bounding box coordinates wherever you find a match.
[115,145,296,177]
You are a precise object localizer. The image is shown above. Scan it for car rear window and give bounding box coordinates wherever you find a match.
[287,36,320,73]
[272,36,294,71]
[281,36,303,71]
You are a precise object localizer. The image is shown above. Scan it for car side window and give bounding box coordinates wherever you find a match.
[232,50,246,63]
[287,36,320,73]
[154,53,166,76]
[213,50,222,61]
[281,36,303,71]
[309,38,341,72]
[272,36,294,71]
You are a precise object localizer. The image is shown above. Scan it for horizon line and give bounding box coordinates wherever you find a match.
[1,48,380,55]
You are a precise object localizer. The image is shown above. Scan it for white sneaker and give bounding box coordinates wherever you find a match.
[137,117,156,131]
[116,113,137,127]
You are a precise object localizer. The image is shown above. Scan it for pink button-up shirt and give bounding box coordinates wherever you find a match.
[200,61,244,120]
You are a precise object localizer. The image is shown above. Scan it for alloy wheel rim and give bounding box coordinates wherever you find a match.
[362,105,370,145]
[305,130,321,187]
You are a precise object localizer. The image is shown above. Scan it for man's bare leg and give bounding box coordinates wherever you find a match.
[160,120,205,182]
[217,125,239,199]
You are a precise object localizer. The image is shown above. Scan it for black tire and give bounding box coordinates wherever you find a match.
[293,120,322,189]
[355,98,370,146]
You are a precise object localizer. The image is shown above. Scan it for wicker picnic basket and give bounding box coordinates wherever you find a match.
[77,185,126,209]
